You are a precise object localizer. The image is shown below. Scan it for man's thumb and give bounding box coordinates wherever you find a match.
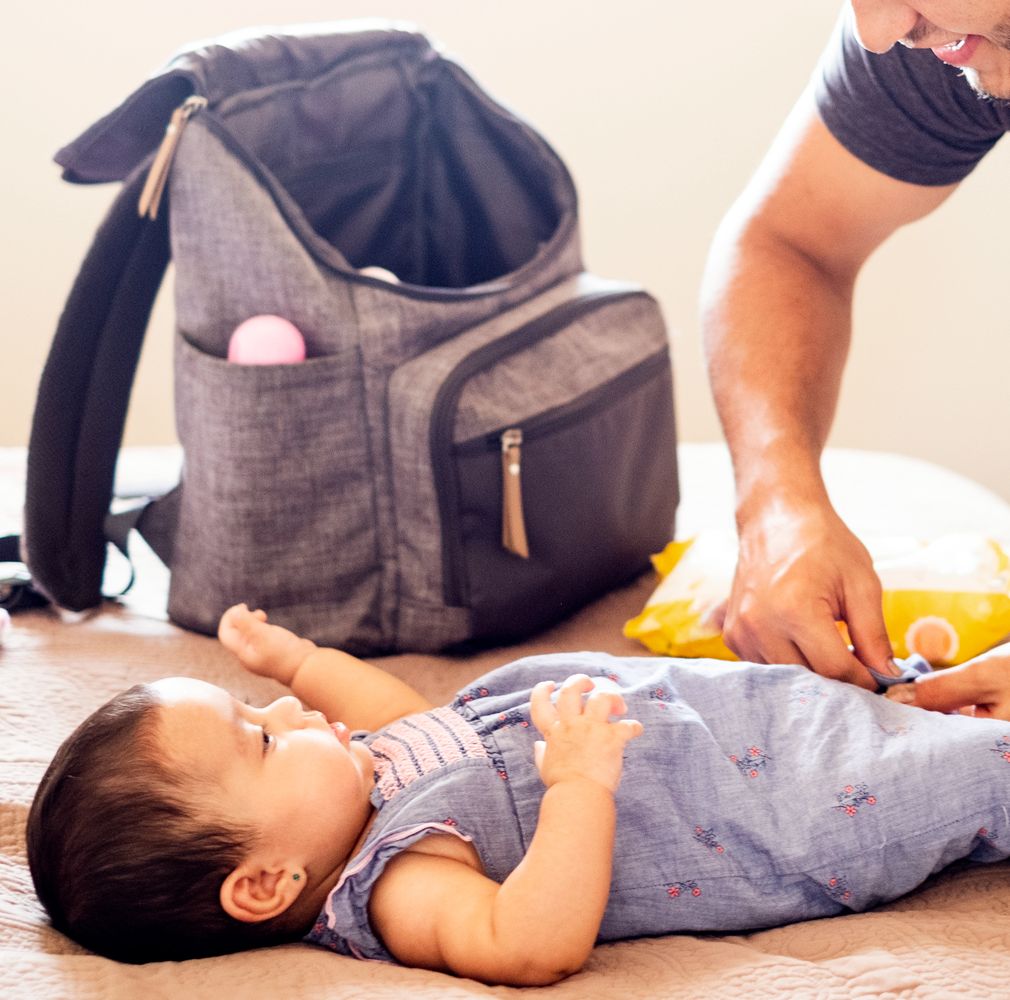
[846,604,896,676]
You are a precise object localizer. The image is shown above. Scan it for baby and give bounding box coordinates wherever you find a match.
[26,607,1010,985]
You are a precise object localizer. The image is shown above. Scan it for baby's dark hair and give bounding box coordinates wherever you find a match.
[26,684,300,962]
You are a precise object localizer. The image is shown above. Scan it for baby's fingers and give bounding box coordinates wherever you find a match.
[555,674,595,716]
[615,718,645,743]
[534,739,546,773]
[530,681,558,733]
[584,689,627,720]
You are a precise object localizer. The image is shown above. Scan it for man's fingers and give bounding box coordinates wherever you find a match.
[724,622,809,669]
[729,613,879,690]
[909,661,996,714]
[794,626,877,689]
[843,587,897,677]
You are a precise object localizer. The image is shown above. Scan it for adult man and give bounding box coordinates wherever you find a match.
[700,2,1010,688]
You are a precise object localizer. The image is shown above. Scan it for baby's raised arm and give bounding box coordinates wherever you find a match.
[369,674,643,985]
[218,604,432,730]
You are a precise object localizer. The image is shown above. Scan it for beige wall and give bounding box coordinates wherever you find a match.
[4,1,1008,501]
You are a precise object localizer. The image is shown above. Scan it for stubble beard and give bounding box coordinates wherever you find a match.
[965,18,1010,99]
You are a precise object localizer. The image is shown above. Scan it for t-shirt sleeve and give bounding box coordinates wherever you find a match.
[814,5,1008,185]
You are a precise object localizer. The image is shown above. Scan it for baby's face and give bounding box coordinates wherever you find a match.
[150,678,375,875]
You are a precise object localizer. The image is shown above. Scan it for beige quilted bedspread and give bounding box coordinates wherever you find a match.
[4,443,1010,999]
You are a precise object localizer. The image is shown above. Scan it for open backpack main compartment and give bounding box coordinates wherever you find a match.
[21,22,678,653]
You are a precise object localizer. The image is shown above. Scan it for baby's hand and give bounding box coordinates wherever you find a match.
[529,674,644,794]
[217,604,316,686]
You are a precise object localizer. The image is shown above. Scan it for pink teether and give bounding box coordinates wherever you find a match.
[227,315,306,364]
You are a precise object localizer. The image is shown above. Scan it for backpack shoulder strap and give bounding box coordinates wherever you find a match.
[22,163,170,610]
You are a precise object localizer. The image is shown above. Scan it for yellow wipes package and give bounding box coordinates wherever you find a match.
[624,531,1010,666]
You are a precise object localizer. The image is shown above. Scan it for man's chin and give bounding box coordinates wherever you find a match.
[963,67,1010,100]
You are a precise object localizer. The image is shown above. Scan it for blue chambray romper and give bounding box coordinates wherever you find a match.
[305,652,1010,962]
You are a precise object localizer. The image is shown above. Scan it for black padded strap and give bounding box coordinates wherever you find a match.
[0,535,20,562]
[22,163,169,610]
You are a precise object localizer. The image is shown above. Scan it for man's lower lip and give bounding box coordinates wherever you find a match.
[931,34,982,66]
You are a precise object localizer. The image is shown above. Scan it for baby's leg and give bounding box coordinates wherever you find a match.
[217,604,316,685]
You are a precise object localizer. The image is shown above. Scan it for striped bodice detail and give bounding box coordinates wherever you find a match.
[369,707,489,801]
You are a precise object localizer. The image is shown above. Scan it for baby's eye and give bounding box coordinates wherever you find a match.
[261,727,274,754]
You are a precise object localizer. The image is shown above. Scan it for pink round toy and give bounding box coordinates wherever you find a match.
[227,315,306,364]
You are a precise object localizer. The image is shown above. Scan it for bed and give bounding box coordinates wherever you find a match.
[4,442,1010,999]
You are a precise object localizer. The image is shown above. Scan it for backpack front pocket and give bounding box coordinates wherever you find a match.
[387,281,677,649]
[450,350,677,642]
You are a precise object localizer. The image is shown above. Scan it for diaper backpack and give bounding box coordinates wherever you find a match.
[16,22,678,653]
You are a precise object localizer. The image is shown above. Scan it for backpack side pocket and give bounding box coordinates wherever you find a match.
[170,335,382,649]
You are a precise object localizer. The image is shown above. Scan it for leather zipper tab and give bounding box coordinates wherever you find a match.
[501,428,530,559]
[138,95,208,220]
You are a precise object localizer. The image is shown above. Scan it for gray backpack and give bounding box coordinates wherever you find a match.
[17,23,678,653]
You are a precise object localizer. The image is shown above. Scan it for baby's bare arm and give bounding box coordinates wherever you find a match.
[369,675,642,984]
[218,604,432,729]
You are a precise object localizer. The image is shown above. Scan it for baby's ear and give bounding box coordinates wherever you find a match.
[220,861,306,923]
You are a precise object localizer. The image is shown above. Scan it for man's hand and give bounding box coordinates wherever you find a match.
[887,643,1010,719]
[529,675,643,794]
[722,499,896,689]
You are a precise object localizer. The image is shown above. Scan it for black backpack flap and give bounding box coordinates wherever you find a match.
[22,164,169,610]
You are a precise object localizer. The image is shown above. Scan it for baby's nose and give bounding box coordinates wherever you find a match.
[267,695,305,725]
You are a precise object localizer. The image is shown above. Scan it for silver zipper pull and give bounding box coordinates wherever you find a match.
[501,428,530,559]
[138,94,208,220]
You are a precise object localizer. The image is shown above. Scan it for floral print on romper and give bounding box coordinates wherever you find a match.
[989,736,1010,762]
[665,880,702,899]
[833,783,877,816]
[824,873,853,902]
[692,826,726,854]
[729,746,771,778]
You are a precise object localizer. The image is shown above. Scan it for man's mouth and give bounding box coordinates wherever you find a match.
[931,34,982,66]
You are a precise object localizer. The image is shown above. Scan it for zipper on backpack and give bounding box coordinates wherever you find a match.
[138,94,208,220]
[431,289,656,606]
[464,350,670,456]
[500,428,529,559]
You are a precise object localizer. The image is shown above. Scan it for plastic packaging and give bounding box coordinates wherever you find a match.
[624,531,1010,667]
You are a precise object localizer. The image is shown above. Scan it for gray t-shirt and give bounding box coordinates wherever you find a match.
[814,6,1010,185]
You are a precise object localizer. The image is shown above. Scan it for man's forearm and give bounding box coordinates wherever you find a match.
[700,212,854,519]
